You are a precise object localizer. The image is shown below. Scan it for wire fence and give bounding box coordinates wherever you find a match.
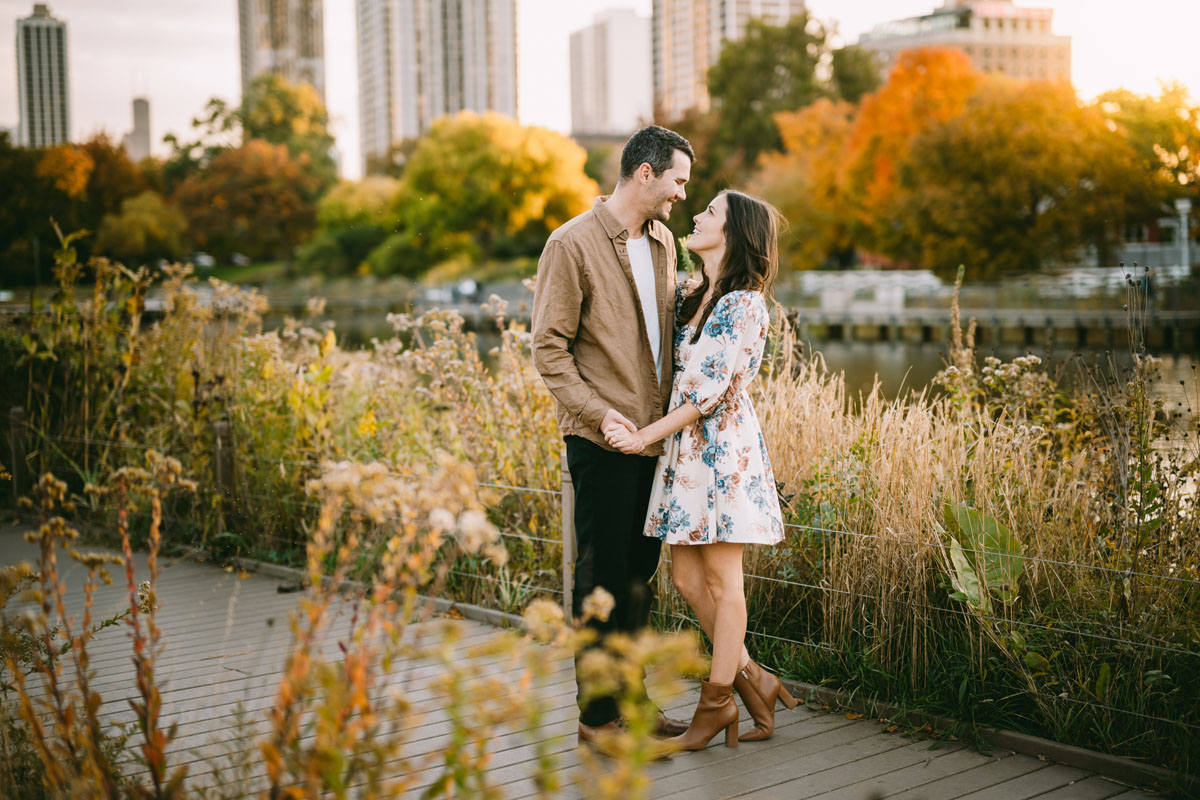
[12,425,1200,739]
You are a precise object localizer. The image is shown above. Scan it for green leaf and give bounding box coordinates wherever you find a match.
[1094,661,1111,699]
[1024,650,1050,672]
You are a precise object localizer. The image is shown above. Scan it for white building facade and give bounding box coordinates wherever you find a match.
[356,0,518,174]
[570,8,652,137]
[652,0,806,122]
[16,3,69,148]
[238,0,326,102]
[858,0,1070,82]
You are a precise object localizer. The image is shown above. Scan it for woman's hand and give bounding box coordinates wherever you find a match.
[606,426,647,454]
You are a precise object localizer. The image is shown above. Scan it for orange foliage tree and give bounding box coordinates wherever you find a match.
[881,79,1154,278]
[173,139,322,265]
[844,48,981,247]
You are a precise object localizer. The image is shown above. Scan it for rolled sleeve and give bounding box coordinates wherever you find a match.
[531,240,610,432]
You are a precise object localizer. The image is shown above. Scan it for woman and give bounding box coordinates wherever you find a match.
[606,190,793,751]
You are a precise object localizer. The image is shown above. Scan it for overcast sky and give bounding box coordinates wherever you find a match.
[2,0,1198,180]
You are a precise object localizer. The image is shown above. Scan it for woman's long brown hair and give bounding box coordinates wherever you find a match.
[679,190,781,343]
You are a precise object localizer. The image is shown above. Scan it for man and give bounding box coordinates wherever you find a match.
[531,125,694,747]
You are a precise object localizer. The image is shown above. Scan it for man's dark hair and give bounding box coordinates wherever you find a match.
[619,125,695,181]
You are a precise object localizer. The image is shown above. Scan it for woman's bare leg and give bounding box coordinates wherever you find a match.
[670,543,750,677]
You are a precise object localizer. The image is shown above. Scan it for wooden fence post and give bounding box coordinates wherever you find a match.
[213,418,236,525]
[9,407,26,503]
[560,448,575,620]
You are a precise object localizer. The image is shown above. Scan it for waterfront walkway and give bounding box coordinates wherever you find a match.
[0,524,1161,799]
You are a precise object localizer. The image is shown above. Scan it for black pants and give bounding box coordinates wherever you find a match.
[565,435,663,726]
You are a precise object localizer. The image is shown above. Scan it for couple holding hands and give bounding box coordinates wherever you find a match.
[531,125,794,754]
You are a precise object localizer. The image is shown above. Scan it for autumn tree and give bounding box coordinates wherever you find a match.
[752,99,858,269]
[164,73,336,195]
[173,139,322,266]
[882,79,1154,278]
[94,190,188,263]
[844,47,981,249]
[370,112,597,275]
[1095,83,1200,233]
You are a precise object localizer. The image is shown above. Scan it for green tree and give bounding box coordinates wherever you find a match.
[374,112,597,273]
[298,177,400,275]
[0,132,62,285]
[94,190,188,263]
[830,45,882,104]
[173,139,322,266]
[706,15,829,166]
[883,79,1154,278]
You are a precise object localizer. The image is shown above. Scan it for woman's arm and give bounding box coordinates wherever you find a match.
[606,401,701,454]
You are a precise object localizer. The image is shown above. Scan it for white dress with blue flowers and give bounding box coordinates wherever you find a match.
[643,287,784,546]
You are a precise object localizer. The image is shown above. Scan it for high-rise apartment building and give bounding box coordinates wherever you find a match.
[858,0,1070,82]
[652,0,806,122]
[16,4,69,148]
[238,0,326,102]
[570,8,652,136]
[356,0,517,174]
[121,97,151,162]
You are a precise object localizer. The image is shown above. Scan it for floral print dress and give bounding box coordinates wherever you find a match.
[643,286,784,546]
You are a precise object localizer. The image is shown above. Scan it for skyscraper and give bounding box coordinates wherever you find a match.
[858,0,1070,83]
[652,0,806,122]
[356,0,518,174]
[238,0,326,102]
[121,97,151,162]
[570,8,652,137]
[15,3,69,148]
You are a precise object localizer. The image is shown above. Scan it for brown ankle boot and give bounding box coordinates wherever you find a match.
[667,679,739,751]
[733,660,798,741]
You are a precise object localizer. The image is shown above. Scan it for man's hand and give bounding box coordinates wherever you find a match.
[600,408,636,438]
[606,426,647,454]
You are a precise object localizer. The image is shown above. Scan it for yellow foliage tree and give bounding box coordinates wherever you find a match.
[391,111,598,264]
[36,145,94,199]
[753,99,858,269]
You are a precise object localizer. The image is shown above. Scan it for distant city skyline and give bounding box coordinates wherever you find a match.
[1,0,1199,180]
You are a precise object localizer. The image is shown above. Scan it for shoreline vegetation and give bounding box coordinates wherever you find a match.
[2,249,1198,794]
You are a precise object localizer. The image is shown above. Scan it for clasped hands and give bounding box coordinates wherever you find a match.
[601,408,647,454]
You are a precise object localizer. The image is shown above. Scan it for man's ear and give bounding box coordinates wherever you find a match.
[637,162,654,184]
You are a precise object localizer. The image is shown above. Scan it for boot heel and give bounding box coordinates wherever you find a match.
[778,684,798,710]
[724,721,738,748]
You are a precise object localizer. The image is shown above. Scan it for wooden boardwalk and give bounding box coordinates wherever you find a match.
[0,524,1160,799]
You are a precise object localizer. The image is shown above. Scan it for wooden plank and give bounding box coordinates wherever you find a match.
[809,745,1003,800]
[706,738,967,800]
[886,753,1048,800]
[954,764,1094,800]
[1030,775,1139,800]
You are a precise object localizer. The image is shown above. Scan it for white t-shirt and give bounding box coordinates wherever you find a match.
[627,233,661,383]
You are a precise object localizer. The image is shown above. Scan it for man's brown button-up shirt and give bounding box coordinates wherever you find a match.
[531,197,678,456]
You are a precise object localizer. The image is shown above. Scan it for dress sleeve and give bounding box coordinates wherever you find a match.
[676,291,767,416]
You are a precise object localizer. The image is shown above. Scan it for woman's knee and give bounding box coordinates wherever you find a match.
[672,565,706,603]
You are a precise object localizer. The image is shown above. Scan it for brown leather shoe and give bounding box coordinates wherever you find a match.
[577,720,622,757]
[654,710,690,738]
[579,719,674,760]
[733,659,798,741]
[665,679,739,751]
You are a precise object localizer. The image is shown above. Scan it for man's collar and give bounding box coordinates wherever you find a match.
[593,196,674,246]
